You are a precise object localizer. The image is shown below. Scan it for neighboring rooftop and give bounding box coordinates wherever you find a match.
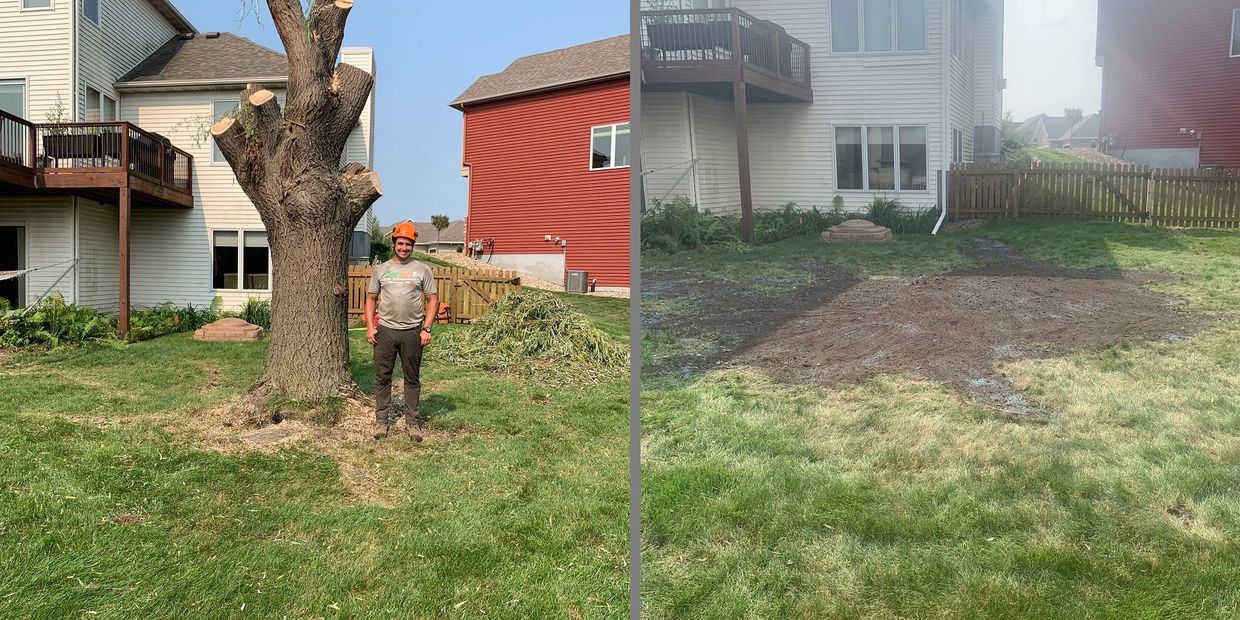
[380,220,466,244]
[116,32,289,88]
[449,35,629,109]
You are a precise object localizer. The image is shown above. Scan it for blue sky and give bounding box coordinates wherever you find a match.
[175,1,629,225]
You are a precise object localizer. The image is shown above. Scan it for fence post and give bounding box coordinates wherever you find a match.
[1144,167,1154,227]
[1011,168,1020,218]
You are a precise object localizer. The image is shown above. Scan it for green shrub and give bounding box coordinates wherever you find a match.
[0,297,10,313]
[127,302,219,342]
[864,197,940,234]
[240,298,272,331]
[752,203,849,244]
[641,197,740,253]
[0,294,116,348]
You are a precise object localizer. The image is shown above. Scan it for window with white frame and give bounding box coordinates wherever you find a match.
[952,128,963,163]
[212,230,270,290]
[211,99,237,163]
[0,80,24,118]
[835,125,928,191]
[590,122,630,170]
[84,0,99,24]
[85,88,116,122]
[22,0,52,9]
[830,0,927,53]
[1232,9,1239,58]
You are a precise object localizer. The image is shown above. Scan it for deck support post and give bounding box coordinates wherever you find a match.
[119,184,131,339]
[733,81,754,241]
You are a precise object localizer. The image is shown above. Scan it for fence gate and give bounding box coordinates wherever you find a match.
[347,265,521,323]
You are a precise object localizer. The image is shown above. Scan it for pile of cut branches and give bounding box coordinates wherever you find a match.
[430,290,626,384]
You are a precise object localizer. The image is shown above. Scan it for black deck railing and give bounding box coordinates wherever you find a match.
[640,8,811,85]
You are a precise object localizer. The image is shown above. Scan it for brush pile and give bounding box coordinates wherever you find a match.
[430,290,626,384]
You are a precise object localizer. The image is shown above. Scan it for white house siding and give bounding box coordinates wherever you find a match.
[640,91,698,210]
[0,0,72,122]
[120,89,281,309]
[688,93,741,216]
[972,2,1003,131]
[340,48,375,233]
[74,198,120,312]
[0,197,74,306]
[948,0,976,161]
[75,0,176,121]
[721,0,949,211]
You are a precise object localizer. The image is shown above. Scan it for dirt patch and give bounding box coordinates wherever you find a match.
[199,364,222,393]
[173,384,484,505]
[646,239,1210,413]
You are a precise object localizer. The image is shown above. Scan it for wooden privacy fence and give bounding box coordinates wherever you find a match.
[347,265,522,323]
[949,163,1240,228]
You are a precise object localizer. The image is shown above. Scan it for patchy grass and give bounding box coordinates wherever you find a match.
[643,233,973,291]
[642,220,1240,618]
[0,312,628,617]
[1021,146,1088,164]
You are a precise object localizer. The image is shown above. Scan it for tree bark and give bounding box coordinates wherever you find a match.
[212,0,380,404]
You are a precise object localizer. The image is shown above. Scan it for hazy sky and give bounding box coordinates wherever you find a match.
[173,1,1096,222]
[175,1,628,225]
[1003,0,1103,121]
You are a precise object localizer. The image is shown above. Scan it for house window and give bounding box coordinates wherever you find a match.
[590,122,630,170]
[85,87,101,121]
[212,230,270,290]
[835,125,928,191]
[1232,9,1239,58]
[0,80,24,118]
[21,0,52,10]
[102,94,115,121]
[211,99,236,163]
[84,0,99,24]
[952,128,963,163]
[831,0,927,53]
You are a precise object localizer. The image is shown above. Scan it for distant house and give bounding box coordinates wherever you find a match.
[1018,113,1101,148]
[0,0,376,329]
[1097,0,1240,168]
[640,0,1006,232]
[450,36,630,292]
[380,220,465,254]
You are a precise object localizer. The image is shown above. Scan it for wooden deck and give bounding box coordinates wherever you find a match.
[639,8,813,103]
[0,109,194,208]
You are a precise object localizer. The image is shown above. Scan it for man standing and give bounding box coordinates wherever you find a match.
[365,221,439,440]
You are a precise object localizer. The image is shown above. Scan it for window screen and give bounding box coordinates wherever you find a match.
[0,81,24,118]
[212,231,239,290]
[835,127,864,190]
[831,0,860,52]
[243,231,269,290]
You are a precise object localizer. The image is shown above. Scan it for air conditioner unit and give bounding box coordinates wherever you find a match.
[566,270,589,293]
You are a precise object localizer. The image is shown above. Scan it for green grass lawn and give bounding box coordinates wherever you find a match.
[642,221,1240,618]
[0,294,629,619]
[1022,147,1088,164]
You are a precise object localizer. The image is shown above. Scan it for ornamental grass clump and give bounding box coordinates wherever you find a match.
[431,290,626,383]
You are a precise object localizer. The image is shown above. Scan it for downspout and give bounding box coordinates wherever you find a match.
[933,0,951,235]
[70,1,78,121]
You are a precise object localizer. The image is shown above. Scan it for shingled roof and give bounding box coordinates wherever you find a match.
[116,32,289,88]
[449,35,629,109]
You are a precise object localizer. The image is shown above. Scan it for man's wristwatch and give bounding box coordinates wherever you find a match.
[421,326,432,334]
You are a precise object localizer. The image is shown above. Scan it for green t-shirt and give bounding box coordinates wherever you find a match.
[368,258,437,330]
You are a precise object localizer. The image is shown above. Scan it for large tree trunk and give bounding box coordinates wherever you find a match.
[212,0,381,405]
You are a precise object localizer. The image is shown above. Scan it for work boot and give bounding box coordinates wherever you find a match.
[403,409,424,443]
[371,415,390,440]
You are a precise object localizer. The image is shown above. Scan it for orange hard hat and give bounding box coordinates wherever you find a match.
[391,221,417,242]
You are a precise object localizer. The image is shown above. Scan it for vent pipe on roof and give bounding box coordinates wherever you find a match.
[178,33,194,40]
[205,32,221,38]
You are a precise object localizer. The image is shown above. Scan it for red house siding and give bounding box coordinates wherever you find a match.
[462,78,630,287]
[1098,0,1240,168]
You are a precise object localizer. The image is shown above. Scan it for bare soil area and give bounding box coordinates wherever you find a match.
[646,239,1210,413]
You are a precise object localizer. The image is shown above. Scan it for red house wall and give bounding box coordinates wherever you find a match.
[1098,0,1240,168]
[462,78,630,287]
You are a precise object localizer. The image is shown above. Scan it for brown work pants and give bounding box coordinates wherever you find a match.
[373,325,422,423]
